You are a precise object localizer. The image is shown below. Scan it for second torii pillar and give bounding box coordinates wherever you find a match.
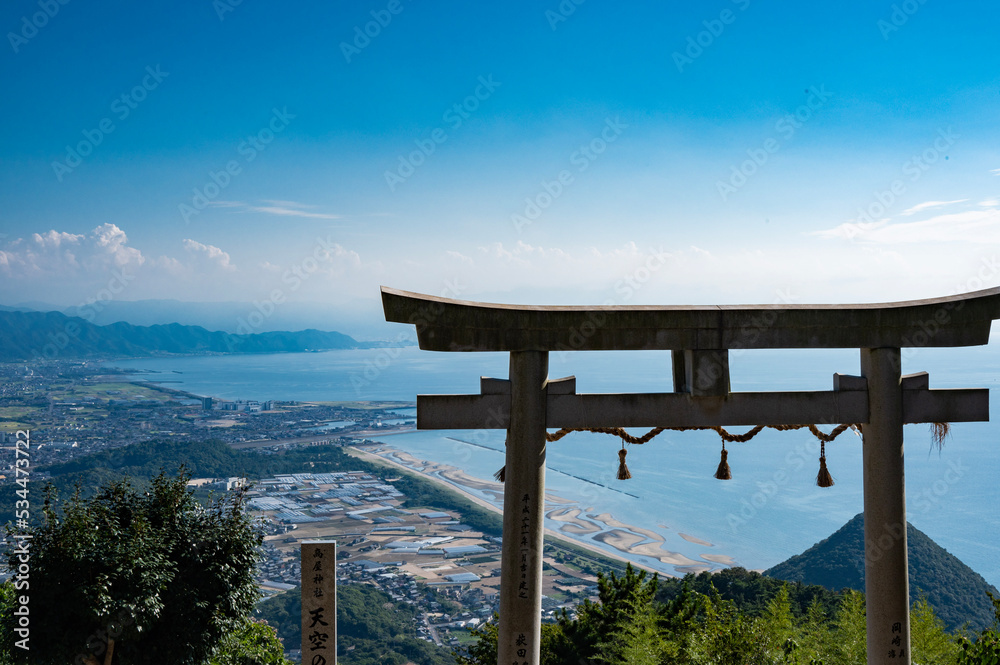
[498,351,548,665]
[862,347,910,665]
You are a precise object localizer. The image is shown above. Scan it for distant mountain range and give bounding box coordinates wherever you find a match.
[0,309,397,361]
[0,297,397,340]
[766,513,999,632]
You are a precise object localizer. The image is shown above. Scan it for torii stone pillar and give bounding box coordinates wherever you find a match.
[862,348,909,662]
[381,285,1000,665]
[499,351,548,665]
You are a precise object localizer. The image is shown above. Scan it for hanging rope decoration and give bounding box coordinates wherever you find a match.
[714,443,731,480]
[491,422,951,487]
[816,440,834,487]
[617,442,632,480]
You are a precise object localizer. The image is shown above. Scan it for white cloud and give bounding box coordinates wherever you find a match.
[209,199,341,220]
[899,199,967,216]
[812,220,889,240]
[183,238,236,271]
[445,250,474,265]
[0,224,144,278]
[316,242,362,275]
[814,207,1000,245]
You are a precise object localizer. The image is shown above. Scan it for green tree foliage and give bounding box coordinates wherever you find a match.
[0,471,262,665]
[958,592,1000,665]
[831,589,867,665]
[255,584,453,665]
[689,590,780,665]
[207,619,292,665]
[912,596,961,665]
[457,567,1000,665]
[454,619,565,665]
[595,606,671,665]
[796,597,835,664]
[656,568,843,619]
[549,563,662,662]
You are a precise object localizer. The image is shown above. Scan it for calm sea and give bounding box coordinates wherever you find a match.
[109,344,1000,586]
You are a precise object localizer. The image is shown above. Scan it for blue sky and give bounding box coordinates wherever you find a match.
[1,0,999,327]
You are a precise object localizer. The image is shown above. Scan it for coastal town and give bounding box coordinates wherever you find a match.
[244,469,602,651]
[0,359,610,654]
[0,359,415,471]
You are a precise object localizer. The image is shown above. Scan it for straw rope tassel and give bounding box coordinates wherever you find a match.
[617,443,632,480]
[816,440,834,487]
[715,443,732,480]
[930,422,950,451]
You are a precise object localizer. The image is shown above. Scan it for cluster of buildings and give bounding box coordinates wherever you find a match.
[234,469,509,647]
[203,397,275,412]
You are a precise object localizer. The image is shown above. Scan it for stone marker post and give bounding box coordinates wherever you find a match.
[861,348,910,665]
[498,351,549,665]
[301,540,337,664]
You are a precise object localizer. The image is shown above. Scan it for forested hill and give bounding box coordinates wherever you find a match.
[765,513,999,631]
[0,309,372,360]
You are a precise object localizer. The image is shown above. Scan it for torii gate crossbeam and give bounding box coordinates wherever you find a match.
[381,286,1000,665]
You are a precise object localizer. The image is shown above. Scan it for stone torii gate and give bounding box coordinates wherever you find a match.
[381,285,1000,665]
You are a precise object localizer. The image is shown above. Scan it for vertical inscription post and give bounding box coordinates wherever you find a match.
[301,540,337,665]
[861,348,910,665]
[498,351,549,665]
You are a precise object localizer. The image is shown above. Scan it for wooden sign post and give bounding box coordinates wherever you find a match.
[301,540,337,664]
[382,285,1000,665]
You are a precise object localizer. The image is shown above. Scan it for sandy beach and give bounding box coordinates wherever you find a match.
[349,443,737,576]
[679,533,713,547]
[348,445,644,571]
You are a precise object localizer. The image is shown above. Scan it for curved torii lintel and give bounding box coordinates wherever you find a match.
[381,285,1000,351]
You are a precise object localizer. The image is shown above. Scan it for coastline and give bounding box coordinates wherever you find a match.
[346,445,648,571]
[347,444,726,577]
